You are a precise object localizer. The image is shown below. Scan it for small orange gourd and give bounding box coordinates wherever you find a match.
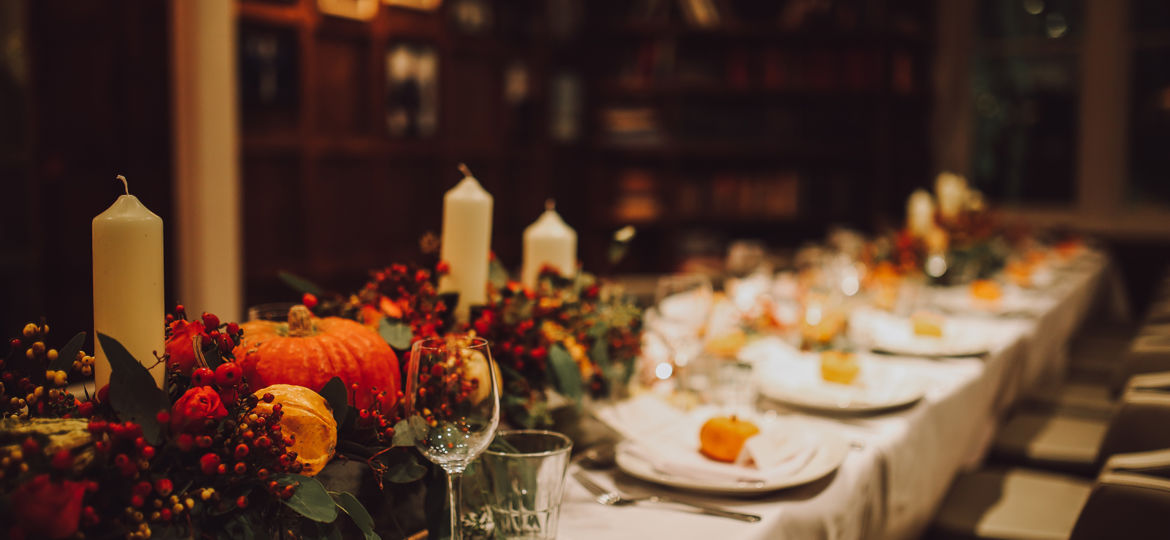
[252,384,338,476]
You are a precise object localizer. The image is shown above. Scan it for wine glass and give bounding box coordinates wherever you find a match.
[651,273,713,390]
[406,335,500,540]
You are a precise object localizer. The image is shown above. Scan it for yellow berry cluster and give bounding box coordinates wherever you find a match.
[21,323,56,364]
[0,448,31,480]
[2,322,93,418]
[73,353,96,377]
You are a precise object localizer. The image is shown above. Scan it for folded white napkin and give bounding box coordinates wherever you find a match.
[619,428,818,485]
[595,396,818,485]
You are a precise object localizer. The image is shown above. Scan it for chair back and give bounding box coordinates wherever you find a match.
[1070,471,1170,540]
[1096,392,1170,469]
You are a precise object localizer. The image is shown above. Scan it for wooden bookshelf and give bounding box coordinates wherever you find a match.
[585,0,936,272]
[235,0,589,306]
[234,0,936,286]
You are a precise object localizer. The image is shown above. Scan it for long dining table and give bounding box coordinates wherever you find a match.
[556,251,1113,540]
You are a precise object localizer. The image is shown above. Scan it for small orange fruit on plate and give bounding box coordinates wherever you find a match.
[970,279,1003,302]
[820,351,860,385]
[699,416,760,463]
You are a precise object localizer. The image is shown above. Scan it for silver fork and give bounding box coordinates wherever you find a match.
[572,471,762,523]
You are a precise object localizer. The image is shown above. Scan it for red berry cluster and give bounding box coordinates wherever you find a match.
[305,262,452,350]
[81,419,184,536]
[190,391,301,482]
[164,306,243,378]
[362,263,449,345]
[409,348,476,425]
[352,382,406,445]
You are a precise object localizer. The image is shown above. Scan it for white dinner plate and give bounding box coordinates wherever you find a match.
[929,284,1051,318]
[613,416,850,495]
[754,352,927,414]
[852,310,992,358]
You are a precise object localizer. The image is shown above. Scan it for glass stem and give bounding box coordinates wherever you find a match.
[447,470,462,540]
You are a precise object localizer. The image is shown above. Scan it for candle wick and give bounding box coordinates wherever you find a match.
[545,199,555,211]
[116,174,129,195]
[457,163,473,178]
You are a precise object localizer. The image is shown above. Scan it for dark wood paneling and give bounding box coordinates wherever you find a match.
[1,0,172,344]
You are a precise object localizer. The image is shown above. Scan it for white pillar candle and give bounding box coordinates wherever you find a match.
[93,176,165,389]
[935,171,968,220]
[439,164,493,322]
[906,189,935,237]
[522,200,577,287]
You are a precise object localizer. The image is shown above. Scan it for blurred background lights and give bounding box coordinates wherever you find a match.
[655,362,674,380]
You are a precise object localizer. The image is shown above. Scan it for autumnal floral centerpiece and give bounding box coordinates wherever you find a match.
[0,309,397,539]
[295,257,643,430]
[885,174,1010,286]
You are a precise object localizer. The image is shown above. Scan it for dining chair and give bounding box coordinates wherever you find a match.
[1068,470,1170,539]
[930,386,1170,539]
[992,389,1170,476]
[994,307,1170,475]
[929,448,1170,540]
[1020,323,1133,418]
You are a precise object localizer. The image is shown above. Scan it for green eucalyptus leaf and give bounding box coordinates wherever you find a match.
[590,337,610,371]
[332,492,380,540]
[319,377,350,426]
[488,258,510,290]
[50,332,85,372]
[488,433,521,453]
[298,522,341,540]
[339,405,358,434]
[98,333,169,445]
[408,415,429,439]
[383,450,427,484]
[202,341,225,370]
[391,419,414,447]
[222,512,256,540]
[377,319,414,350]
[276,474,339,523]
[278,271,324,296]
[547,344,583,401]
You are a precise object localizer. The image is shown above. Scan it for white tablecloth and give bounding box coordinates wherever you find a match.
[558,252,1111,540]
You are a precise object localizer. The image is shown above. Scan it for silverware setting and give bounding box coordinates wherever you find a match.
[572,470,763,523]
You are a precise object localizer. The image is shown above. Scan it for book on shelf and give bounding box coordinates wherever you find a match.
[599,106,663,146]
[678,0,721,28]
[631,0,670,21]
[614,169,662,223]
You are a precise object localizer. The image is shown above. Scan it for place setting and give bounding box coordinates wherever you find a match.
[750,343,930,414]
[848,307,998,359]
[584,394,850,498]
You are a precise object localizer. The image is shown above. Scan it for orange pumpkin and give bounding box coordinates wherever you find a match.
[233,305,400,412]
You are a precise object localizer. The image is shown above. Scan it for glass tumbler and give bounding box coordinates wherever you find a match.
[482,430,573,540]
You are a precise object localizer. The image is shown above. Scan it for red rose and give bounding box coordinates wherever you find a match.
[165,319,206,375]
[170,386,228,433]
[8,474,86,539]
